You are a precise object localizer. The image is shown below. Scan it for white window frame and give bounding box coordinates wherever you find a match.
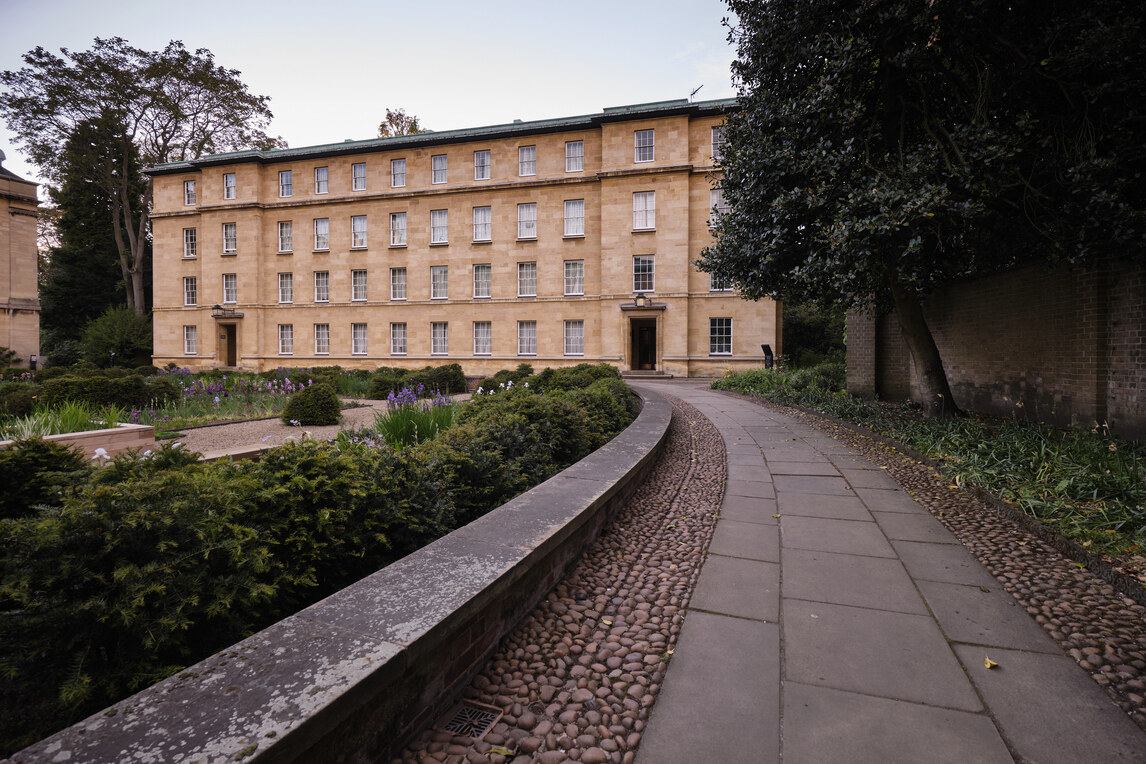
[517,261,537,297]
[184,180,196,205]
[431,209,449,244]
[431,265,448,299]
[431,321,448,355]
[222,273,237,304]
[390,212,407,246]
[183,227,197,258]
[474,150,490,180]
[710,317,732,355]
[314,270,329,303]
[222,222,237,254]
[517,203,537,240]
[278,272,294,304]
[564,319,584,356]
[710,273,733,292]
[390,267,407,300]
[711,125,726,162]
[352,323,368,355]
[710,187,729,224]
[315,166,329,194]
[431,154,447,184]
[278,324,294,355]
[518,145,536,176]
[279,170,292,197]
[565,140,584,172]
[564,199,584,237]
[391,158,406,188]
[351,215,368,248]
[473,206,492,242]
[634,129,654,162]
[277,221,293,253]
[313,218,330,251]
[351,269,367,301]
[473,321,492,355]
[517,320,537,356]
[183,276,197,306]
[183,325,197,355]
[352,162,366,191]
[633,191,655,230]
[314,323,330,354]
[633,255,655,293]
[223,172,236,200]
[564,260,584,296]
[391,322,407,355]
[473,263,491,298]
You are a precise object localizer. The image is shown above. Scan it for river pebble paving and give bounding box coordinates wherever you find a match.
[392,394,725,764]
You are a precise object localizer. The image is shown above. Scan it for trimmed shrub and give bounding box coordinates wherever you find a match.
[39,374,148,409]
[477,363,534,392]
[528,363,622,393]
[134,365,159,377]
[0,438,92,519]
[280,382,341,426]
[143,376,181,408]
[0,383,40,417]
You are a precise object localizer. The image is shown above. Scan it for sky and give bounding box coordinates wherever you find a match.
[0,0,740,195]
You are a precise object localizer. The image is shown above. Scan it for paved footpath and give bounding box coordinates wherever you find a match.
[632,382,1146,764]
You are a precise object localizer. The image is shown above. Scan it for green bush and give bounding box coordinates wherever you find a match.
[39,374,148,409]
[143,376,181,408]
[0,383,40,417]
[80,306,153,368]
[0,438,92,519]
[280,383,341,426]
[45,340,83,368]
[477,363,534,392]
[0,368,33,382]
[404,364,467,395]
[134,364,159,377]
[527,363,622,393]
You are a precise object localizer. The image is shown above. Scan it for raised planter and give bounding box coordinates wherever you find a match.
[9,388,672,764]
[0,422,154,459]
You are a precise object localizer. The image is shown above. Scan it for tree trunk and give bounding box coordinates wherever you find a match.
[889,276,961,418]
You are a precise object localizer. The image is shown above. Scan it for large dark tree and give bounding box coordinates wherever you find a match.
[1,37,284,314]
[702,0,1146,416]
[40,117,144,346]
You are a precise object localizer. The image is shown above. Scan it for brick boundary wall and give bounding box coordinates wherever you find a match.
[7,390,672,764]
[846,258,1144,441]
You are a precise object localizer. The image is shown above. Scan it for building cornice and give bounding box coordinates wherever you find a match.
[144,98,737,177]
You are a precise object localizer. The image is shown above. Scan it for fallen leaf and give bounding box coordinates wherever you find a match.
[978,586,990,593]
[602,619,612,625]
[772,514,781,518]
[984,656,998,669]
[489,747,513,756]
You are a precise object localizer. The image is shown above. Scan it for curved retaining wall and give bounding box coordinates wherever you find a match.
[8,389,672,764]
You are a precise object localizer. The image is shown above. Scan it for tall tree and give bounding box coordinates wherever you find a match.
[378,107,427,137]
[0,37,284,314]
[702,0,1146,417]
[40,117,143,347]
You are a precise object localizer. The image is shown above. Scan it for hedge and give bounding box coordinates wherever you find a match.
[0,371,637,754]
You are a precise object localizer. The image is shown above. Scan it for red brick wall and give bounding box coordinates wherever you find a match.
[847,258,1145,441]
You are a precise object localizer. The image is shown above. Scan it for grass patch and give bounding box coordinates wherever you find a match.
[714,365,1146,558]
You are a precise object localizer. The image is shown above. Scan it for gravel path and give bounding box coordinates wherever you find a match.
[392,394,725,764]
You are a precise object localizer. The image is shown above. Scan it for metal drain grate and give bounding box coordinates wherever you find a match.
[438,699,503,740]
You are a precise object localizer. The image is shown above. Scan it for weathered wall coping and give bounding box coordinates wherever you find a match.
[0,422,154,459]
[8,389,671,764]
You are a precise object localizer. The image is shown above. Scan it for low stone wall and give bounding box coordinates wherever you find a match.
[7,390,672,764]
[0,422,154,459]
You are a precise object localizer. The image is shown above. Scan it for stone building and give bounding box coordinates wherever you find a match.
[145,98,779,377]
[0,149,40,368]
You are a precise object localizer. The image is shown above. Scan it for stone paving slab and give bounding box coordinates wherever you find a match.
[636,383,1146,764]
[708,519,780,562]
[776,493,871,520]
[781,515,896,558]
[783,599,983,711]
[718,495,778,524]
[782,682,1013,764]
[952,644,1146,763]
[872,509,961,543]
[892,539,1001,587]
[690,555,780,621]
[782,549,928,615]
[637,613,780,764]
[918,580,1061,651]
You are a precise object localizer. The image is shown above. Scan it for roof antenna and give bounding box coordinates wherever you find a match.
[689,85,704,102]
